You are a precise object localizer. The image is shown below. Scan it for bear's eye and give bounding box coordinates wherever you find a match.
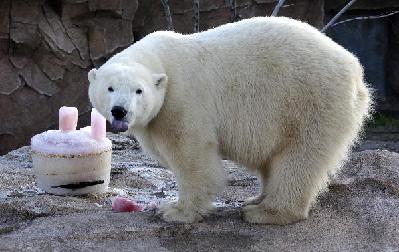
[108,87,114,92]
[136,89,143,95]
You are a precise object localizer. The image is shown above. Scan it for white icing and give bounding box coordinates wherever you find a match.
[31,126,112,155]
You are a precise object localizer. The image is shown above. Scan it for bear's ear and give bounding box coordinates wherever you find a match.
[88,68,97,83]
[153,74,168,88]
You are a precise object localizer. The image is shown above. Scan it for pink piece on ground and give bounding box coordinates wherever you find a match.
[112,196,143,212]
[91,108,106,140]
[59,106,78,132]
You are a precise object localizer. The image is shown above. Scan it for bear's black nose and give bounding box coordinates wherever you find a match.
[111,106,127,120]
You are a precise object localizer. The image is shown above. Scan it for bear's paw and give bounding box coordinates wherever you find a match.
[242,204,306,225]
[158,201,204,223]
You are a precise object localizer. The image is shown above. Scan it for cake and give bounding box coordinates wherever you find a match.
[31,107,112,195]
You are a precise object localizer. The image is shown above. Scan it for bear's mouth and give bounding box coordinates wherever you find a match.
[111,119,129,132]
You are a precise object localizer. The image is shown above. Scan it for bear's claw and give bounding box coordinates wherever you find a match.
[243,195,266,206]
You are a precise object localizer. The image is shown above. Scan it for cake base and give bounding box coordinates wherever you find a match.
[32,149,112,195]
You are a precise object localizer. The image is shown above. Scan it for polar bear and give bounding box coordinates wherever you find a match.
[88,17,371,224]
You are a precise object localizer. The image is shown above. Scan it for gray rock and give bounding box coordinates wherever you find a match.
[9,45,30,70]
[9,22,40,49]
[36,53,66,81]
[0,133,398,250]
[39,4,76,54]
[121,0,139,21]
[10,0,41,25]
[0,0,139,154]
[88,17,134,61]
[65,27,90,61]
[19,59,59,97]
[0,0,10,36]
[88,0,123,12]
[0,57,21,95]
[254,0,278,3]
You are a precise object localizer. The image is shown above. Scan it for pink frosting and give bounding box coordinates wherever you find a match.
[31,127,111,155]
[32,107,111,155]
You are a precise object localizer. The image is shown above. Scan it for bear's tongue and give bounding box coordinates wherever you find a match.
[111,120,129,132]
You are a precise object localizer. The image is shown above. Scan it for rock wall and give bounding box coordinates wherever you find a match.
[0,0,324,154]
[133,0,324,39]
[0,0,138,154]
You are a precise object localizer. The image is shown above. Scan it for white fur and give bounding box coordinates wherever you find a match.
[88,17,371,224]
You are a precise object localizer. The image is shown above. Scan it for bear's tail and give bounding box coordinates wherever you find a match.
[328,68,373,178]
[351,70,373,143]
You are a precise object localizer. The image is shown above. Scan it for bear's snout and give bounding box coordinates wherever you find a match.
[111,106,127,120]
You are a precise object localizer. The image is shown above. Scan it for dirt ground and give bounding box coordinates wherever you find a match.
[0,132,398,251]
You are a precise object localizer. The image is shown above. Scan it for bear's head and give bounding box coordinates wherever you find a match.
[88,62,167,131]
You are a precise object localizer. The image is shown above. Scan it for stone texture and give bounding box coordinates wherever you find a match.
[10,0,42,25]
[19,59,59,96]
[0,0,10,37]
[0,0,138,155]
[0,58,21,95]
[36,53,66,81]
[39,4,76,54]
[88,18,133,62]
[9,22,40,49]
[0,133,399,250]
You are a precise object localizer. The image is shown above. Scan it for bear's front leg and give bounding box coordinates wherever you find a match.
[157,142,225,223]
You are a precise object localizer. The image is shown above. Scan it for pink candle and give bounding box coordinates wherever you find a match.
[59,106,78,132]
[91,108,106,140]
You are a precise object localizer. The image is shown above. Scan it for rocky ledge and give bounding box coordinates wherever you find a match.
[0,133,398,251]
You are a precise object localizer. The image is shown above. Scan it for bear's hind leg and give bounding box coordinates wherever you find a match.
[243,145,332,225]
[243,163,271,206]
[158,143,225,223]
